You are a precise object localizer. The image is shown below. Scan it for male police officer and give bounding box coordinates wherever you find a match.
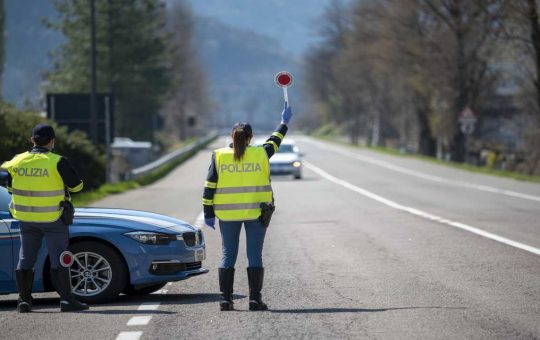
[0,124,89,312]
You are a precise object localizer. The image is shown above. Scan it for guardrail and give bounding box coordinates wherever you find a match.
[130,132,218,179]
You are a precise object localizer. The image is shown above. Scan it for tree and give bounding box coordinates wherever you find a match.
[304,1,356,141]
[159,0,211,146]
[501,0,540,174]
[45,0,171,141]
[0,102,105,189]
[413,0,506,161]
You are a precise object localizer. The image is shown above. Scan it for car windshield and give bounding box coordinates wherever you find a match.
[0,187,10,212]
[278,145,295,153]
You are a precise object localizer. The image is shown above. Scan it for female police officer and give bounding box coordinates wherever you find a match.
[202,102,292,311]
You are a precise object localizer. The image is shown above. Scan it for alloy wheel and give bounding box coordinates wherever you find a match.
[70,251,113,297]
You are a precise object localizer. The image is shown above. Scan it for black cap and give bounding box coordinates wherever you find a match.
[32,124,55,141]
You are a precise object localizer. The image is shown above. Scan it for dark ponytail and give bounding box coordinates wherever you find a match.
[232,122,253,162]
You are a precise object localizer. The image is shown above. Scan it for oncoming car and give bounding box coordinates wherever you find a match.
[0,187,208,303]
[255,138,304,179]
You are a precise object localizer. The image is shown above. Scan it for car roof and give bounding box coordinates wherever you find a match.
[253,138,296,146]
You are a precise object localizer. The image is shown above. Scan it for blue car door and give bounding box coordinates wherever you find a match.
[0,214,14,293]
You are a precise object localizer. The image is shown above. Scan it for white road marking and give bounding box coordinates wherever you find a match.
[115,214,201,339]
[137,302,161,311]
[305,161,540,256]
[301,138,540,203]
[127,316,153,326]
[115,331,143,340]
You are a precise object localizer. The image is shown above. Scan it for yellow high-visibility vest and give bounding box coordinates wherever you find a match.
[1,151,66,222]
[213,146,273,221]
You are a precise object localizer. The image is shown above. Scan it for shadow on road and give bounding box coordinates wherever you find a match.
[0,292,230,312]
[161,293,246,305]
[270,306,467,314]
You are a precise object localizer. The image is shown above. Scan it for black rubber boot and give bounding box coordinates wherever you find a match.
[218,267,235,311]
[247,267,268,311]
[15,269,34,313]
[51,268,89,312]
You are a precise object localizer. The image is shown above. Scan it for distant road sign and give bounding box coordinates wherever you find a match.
[46,93,114,145]
[458,106,477,135]
[459,106,477,123]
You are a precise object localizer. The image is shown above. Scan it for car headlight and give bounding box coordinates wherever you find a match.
[125,231,177,245]
[293,161,302,167]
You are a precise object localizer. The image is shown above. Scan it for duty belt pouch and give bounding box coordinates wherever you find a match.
[259,202,275,228]
[59,200,75,226]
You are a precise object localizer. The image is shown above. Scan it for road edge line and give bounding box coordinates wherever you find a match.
[305,161,540,256]
[301,137,540,203]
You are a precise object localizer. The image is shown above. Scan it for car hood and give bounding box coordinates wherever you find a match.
[270,153,300,164]
[73,207,196,234]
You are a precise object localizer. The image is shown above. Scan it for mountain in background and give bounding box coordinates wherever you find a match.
[195,16,301,131]
[1,0,313,130]
[2,0,62,107]
[184,0,345,56]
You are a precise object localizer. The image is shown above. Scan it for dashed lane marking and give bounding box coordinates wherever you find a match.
[115,211,202,339]
[127,316,153,326]
[301,138,540,203]
[305,161,540,256]
[137,302,161,311]
[115,331,143,340]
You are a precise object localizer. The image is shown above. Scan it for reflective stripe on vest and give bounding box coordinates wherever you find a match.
[213,202,262,210]
[9,202,61,213]
[10,188,65,197]
[215,185,272,194]
[213,147,273,221]
[2,151,65,222]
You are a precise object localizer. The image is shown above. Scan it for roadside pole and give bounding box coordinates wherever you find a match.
[458,107,477,164]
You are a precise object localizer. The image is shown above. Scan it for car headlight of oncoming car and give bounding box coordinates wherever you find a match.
[125,231,177,245]
[293,161,302,167]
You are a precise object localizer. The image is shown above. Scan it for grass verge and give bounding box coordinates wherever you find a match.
[72,135,217,206]
[314,135,540,184]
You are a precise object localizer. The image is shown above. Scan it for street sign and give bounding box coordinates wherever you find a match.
[46,93,114,145]
[458,106,477,135]
[275,71,293,104]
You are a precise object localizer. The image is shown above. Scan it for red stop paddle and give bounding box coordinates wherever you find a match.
[275,71,293,105]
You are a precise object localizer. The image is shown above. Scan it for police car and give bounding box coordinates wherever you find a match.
[0,187,208,303]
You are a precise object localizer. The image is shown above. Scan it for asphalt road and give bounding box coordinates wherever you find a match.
[1,135,539,339]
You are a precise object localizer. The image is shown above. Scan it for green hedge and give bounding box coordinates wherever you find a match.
[0,102,105,189]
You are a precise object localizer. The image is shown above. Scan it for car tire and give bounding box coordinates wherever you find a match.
[69,241,128,304]
[294,173,302,180]
[123,282,167,296]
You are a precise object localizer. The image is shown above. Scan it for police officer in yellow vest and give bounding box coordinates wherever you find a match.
[202,102,292,311]
[0,124,89,313]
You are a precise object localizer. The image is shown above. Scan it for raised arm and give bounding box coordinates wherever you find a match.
[263,102,292,158]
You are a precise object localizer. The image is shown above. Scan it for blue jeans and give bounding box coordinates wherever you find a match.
[219,219,266,268]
